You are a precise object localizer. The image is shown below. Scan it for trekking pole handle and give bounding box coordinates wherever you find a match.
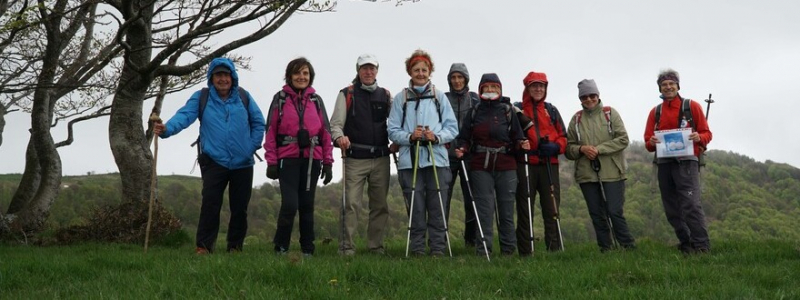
[704,93,714,120]
[590,158,601,173]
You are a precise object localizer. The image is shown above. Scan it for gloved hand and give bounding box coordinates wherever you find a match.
[538,141,560,157]
[266,165,279,180]
[321,164,333,185]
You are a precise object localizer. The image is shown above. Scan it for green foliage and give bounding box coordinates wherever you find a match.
[1,143,799,246]
[0,240,798,298]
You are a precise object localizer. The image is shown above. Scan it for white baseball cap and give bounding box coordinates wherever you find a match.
[356,54,379,70]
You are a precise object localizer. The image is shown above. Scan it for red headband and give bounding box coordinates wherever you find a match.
[407,56,432,72]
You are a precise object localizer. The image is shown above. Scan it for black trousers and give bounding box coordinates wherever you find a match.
[579,180,635,250]
[197,154,253,252]
[447,162,477,246]
[273,158,321,254]
[515,162,563,253]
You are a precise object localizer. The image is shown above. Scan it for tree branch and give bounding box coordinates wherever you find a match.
[54,105,111,148]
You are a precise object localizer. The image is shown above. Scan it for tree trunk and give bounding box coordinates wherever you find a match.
[7,140,41,214]
[0,105,6,147]
[109,5,155,204]
[8,22,64,233]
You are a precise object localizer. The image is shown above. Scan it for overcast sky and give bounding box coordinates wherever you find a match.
[2,0,799,187]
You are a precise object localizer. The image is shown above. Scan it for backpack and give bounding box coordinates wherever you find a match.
[654,98,706,166]
[574,106,612,142]
[400,85,441,128]
[530,102,564,141]
[192,87,251,151]
[342,84,392,117]
[654,98,693,131]
[468,98,514,132]
[265,90,331,135]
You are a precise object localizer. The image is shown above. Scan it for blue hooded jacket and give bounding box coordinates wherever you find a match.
[160,57,265,169]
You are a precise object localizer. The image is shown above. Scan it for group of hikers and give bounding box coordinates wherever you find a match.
[153,49,713,258]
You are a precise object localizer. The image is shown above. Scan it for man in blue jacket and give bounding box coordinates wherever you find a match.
[154,57,265,254]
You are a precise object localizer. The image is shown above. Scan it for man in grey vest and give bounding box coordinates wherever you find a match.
[330,54,392,256]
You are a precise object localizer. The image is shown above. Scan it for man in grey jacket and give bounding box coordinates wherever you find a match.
[329,54,392,256]
[444,63,480,248]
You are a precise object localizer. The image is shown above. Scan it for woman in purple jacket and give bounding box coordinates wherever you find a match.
[264,57,334,256]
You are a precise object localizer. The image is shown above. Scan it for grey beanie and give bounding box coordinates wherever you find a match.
[578,79,599,99]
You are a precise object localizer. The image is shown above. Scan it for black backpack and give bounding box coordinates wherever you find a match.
[400,86,441,128]
[654,98,706,166]
[265,90,330,135]
[192,87,251,151]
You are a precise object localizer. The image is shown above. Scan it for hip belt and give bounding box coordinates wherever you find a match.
[474,145,508,169]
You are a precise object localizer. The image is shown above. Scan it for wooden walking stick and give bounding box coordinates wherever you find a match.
[145,113,162,253]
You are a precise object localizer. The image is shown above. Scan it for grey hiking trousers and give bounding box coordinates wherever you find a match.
[472,170,518,255]
[399,167,452,254]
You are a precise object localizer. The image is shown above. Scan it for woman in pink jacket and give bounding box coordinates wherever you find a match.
[264,57,334,256]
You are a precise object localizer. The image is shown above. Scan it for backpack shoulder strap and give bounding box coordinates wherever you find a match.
[603,106,613,135]
[264,91,287,132]
[237,87,252,126]
[401,88,410,128]
[654,103,663,131]
[312,93,331,133]
[198,88,210,123]
[681,98,695,130]
[344,85,355,113]
[432,85,442,123]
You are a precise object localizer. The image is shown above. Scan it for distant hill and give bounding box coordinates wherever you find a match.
[2,142,799,244]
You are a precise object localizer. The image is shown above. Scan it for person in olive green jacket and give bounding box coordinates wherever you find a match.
[565,79,635,252]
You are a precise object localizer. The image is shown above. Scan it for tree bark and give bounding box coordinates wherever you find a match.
[109,4,155,204]
[11,55,63,233]
[0,105,6,147]
[7,140,41,214]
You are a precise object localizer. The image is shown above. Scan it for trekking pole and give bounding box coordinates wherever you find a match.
[145,113,161,253]
[405,138,422,258]
[460,159,491,262]
[426,127,452,258]
[543,156,565,251]
[524,153,535,255]
[590,159,618,249]
[704,93,714,120]
[392,151,409,213]
[339,150,347,254]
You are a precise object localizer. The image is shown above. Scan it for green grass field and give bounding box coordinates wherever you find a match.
[1,239,798,299]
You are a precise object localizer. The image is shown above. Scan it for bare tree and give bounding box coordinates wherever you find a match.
[2,0,124,236]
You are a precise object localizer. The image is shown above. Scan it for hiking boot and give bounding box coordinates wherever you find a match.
[338,249,356,256]
[411,251,426,257]
[302,252,313,258]
[430,250,445,257]
[275,247,289,255]
[369,247,386,255]
[195,247,210,255]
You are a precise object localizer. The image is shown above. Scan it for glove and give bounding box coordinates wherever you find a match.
[538,142,560,157]
[266,165,279,180]
[321,164,333,185]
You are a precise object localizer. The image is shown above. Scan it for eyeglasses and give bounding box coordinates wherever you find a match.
[579,94,598,101]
